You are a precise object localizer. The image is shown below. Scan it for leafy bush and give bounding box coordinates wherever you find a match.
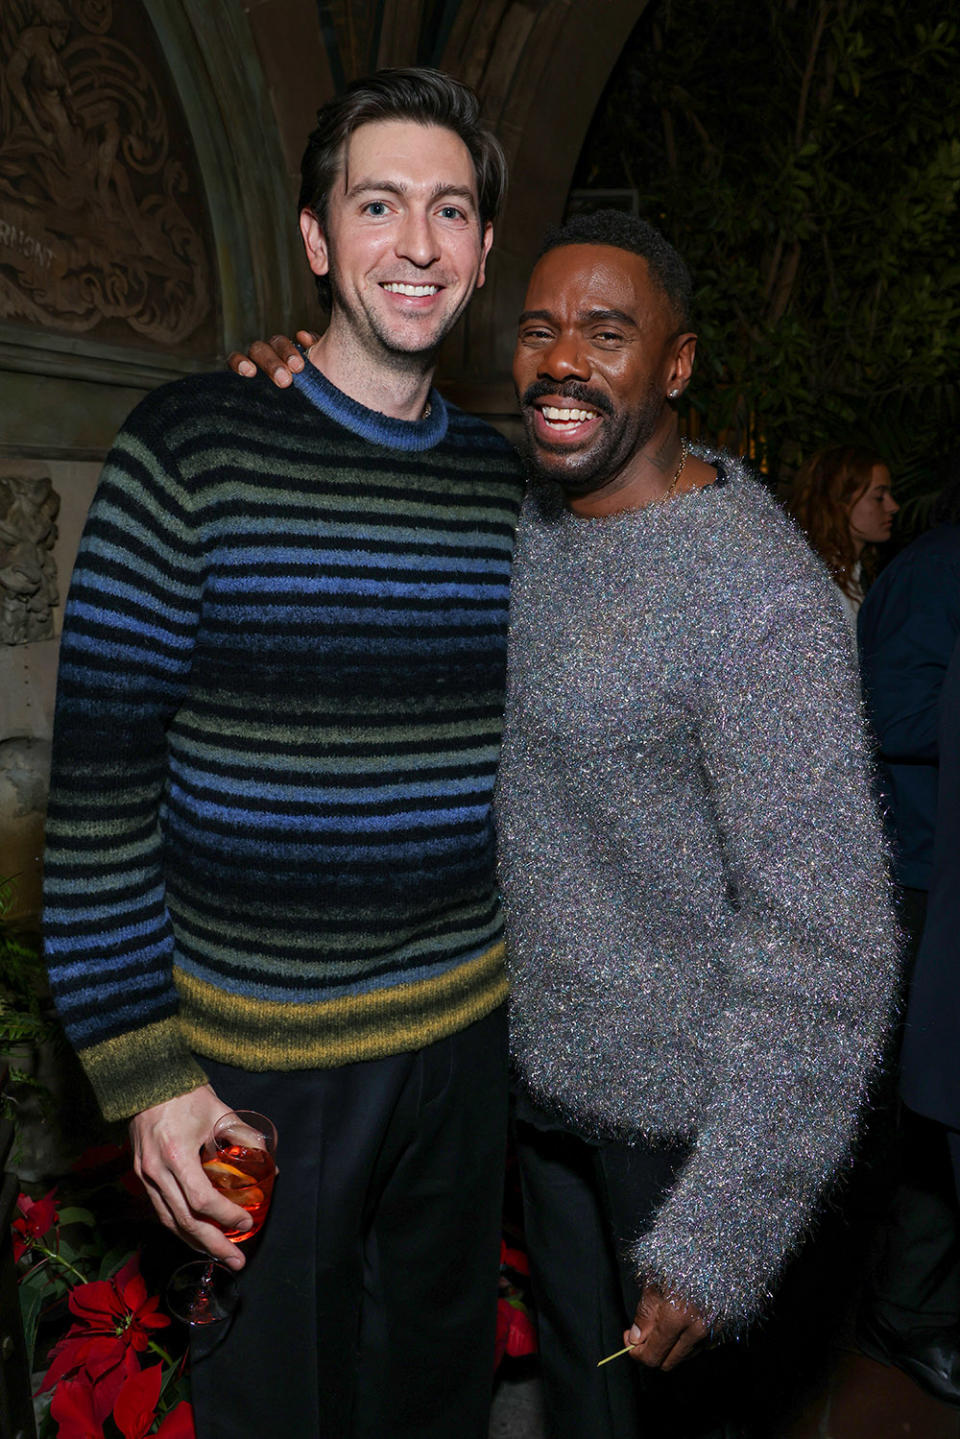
[573,0,960,508]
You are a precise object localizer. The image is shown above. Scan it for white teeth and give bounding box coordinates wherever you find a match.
[541,405,599,423]
[382,282,439,296]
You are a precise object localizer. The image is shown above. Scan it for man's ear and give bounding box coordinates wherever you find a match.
[475,222,494,291]
[666,332,698,399]
[299,209,330,278]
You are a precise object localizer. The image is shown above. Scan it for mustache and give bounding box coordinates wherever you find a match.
[519,379,613,416]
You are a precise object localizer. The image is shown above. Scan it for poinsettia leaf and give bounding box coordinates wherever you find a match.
[18,1277,44,1371]
[99,1245,135,1280]
[54,1233,87,1267]
[42,1272,72,1301]
[92,1344,138,1425]
[72,1141,128,1172]
[68,1275,122,1321]
[504,1305,537,1358]
[58,1206,96,1228]
[113,1252,141,1291]
[158,1358,180,1401]
[113,1362,162,1439]
[155,1399,196,1438]
[18,1258,56,1299]
[49,1371,101,1438]
[73,1243,105,1266]
[500,1242,531,1276]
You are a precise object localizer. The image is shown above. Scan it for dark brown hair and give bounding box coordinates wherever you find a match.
[299,67,507,307]
[787,445,888,598]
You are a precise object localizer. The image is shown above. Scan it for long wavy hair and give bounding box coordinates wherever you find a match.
[787,445,888,599]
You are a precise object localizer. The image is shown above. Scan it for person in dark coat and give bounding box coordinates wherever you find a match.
[857,457,960,1405]
[901,628,960,1173]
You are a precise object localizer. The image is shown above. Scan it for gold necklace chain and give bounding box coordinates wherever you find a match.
[661,438,688,502]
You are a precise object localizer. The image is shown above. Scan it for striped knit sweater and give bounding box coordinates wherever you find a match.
[43,364,523,1121]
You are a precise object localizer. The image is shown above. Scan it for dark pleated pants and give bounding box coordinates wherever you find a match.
[517,1119,746,1439]
[865,888,960,1335]
[189,1004,508,1439]
[517,1118,684,1439]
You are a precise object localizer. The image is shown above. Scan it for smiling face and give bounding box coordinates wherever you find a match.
[848,464,898,549]
[299,118,492,366]
[513,243,694,498]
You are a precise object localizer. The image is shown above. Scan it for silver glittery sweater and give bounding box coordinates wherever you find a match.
[496,450,899,1331]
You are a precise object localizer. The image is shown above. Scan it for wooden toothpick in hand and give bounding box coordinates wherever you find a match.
[597,1340,638,1367]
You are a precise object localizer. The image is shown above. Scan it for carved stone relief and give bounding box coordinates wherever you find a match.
[0,0,215,352]
[0,471,59,644]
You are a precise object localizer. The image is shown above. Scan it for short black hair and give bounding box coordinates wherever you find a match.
[539,210,693,330]
[299,67,507,308]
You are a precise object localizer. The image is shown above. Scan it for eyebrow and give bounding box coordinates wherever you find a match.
[344,178,478,209]
[517,307,639,328]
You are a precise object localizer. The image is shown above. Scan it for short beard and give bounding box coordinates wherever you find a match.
[326,271,442,372]
[518,378,664,498]
[325,238,473,373]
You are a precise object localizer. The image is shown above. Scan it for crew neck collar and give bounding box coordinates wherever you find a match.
[292,354,449,452]
[545,454,732,526]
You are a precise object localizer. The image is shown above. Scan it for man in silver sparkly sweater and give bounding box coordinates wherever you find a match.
[496,209,900,1437]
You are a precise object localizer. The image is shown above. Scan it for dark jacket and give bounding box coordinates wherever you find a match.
[900,633,960,1126]
[858,524,960,890]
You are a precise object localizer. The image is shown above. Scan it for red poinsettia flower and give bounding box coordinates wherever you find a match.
[41,1253,171,1421]
[71,1141,148,1204]
[500,1238,530,1276]
[68,1253,170,1352]
[71,1141,129,1173]
[12,1187,59,1263]
[494,1295,538,1369]
[112,1363,197,1439]
[504,1301,537,1358]
[49,1371,102,1439]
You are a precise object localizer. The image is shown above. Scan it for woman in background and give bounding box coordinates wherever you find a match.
[788,445,899,635]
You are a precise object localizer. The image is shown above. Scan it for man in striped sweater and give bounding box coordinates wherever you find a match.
[43,70,523,1438]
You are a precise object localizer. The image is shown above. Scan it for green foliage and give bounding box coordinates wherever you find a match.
[0,873,60,1132]
[573,0,960,497]
[17,1204,99,1372]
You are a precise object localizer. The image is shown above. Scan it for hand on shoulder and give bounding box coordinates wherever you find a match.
[226,330,319,387]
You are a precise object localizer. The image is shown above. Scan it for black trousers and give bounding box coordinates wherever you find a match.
[517,1119,685,1439]
[864,888,960,1335]
[189,1005,508,1439]
[517,1119,748,1439]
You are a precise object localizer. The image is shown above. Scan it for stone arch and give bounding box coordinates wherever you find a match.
[438,0,646,414]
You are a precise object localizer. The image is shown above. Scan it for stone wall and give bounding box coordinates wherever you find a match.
[0,457,100,917]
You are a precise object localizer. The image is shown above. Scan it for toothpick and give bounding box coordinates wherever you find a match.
[597,1341,638,1367]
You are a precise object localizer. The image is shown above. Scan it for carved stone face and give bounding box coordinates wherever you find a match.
[0,475,60,645]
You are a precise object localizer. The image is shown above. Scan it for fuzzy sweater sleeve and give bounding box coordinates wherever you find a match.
[43,400,209,1120]
[629,576,900,1331]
